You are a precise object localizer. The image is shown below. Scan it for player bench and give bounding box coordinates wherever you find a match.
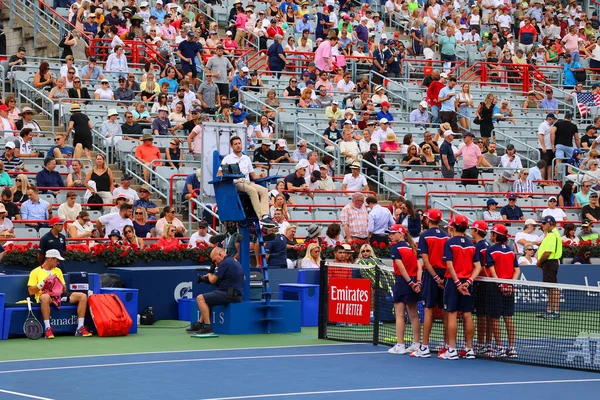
[0,273,116,339]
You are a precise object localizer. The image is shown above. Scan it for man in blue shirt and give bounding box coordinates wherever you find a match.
[563,53,584,89]
[189,247,244,335]
[150,0,167,23]
[439,130,456,178]
[48,133,74,166]
[38,217,67,260]
[265,230,288,269]
[500,194,525,222]
[158,67,179,93]
[376,101,394,124]
[540,88,558,114]
[21,185,52,229]
[177,31,203,82]
[182,170,201,201]
[438,77,459,132]
[81,57,104,85]
[295,14,312,34]
[231,102,247,124]
[36,157,65,196]
[230,67,249,103]
[133,185,159,220]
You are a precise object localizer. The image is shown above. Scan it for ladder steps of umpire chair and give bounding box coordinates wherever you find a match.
[254,220,274,332]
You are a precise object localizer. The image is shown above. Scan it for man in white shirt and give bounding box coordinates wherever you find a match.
[372,118,394,144]
[464,27,480,45]
[273,208,291,235]
[342,162,368,192]
[500,144,523,170]
[455,25,469,44]
[218,136,276,228]
[537,113,556,180]
[96,204,133,237]
[336,72,356,93]
[112,175,139,202]
[339,130,361,169]
[514,219,542,253]
[189,221,213,248]
[542,196,568,221]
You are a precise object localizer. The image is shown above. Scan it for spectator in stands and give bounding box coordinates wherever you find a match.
[475,93,495,146]
[189,221,213,248]
[409,101,431,128]
[15,107,42,132]
[512,168,534,197]
[131,206,152,238]
[21,185,52,229]
[264,226,289,269]
[2,189,19,220]
[578,220,598,242]
[561,222,579,246]
[456,131,483,186]
[438,77,459,131]
[542,196,568,222]
[527,160,545,184]
[581,125,597,149]
[514,219,541,254]
[285,161,309,193]
[291,139,309,162]
[500,144,523,170]
[50,134,75,166]
[112,175,137,203]
[272,208,290,235]
[562,53,584,89]
[0,142,25,172]
[68,77,91,103]
[371,85,389,107]
[301,242,321,269]
[492,171,513,193]
[68,211,96,242]
[536,112,556,180]
[501,193,525,222]
[341,192,369,241]
[114,77,135,107]
[552,112,580,171]
[66,160,85,189]
[479,141,498,167]
[157,224,180,250]
[33,61,56,91]
[0,202,13,234]
[518,244,538,266]
[165,139,183,169]
[324,100,343,120]
[65,104,93,162]
[11,174,30,203]
[381,133,400,153]
[120,111,143,138]
[439,130,456,178]
[230,102,247,124]
[576,181,592,207]
[483,199,502,221]
[582,192,600,221]
[317,164,335,191]
[81,57,105,85]
[372,119,393,145]
[339,130,361,172]
[152,106,175,136]
[105,45,129,79]
[270,194,290,220]
[85,153,114,210]
[36,157,65,196]
[99,109,123,147]
[540,88,558,114]
[135,133,162,183]
[57,191,81,221]
[342,162,368,192]
[376,101,394,124]
[0,104,15,133]
[96,203,133,238]
[13,128,37,159]
[324,223,344,247]
[366,196,394,245]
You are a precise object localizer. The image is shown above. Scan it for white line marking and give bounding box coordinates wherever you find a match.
[0,342,365,364]
[0,389,54,400]
[198,378,600,400]
[0,351,387,375]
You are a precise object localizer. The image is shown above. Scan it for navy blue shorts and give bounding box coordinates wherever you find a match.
[443,279,473,313]
[473,281,493,316]
[487,285,515,318]
[422,268,445,308]
[202,290,241,307]
[181,61,198,78]
[392,276,421,304]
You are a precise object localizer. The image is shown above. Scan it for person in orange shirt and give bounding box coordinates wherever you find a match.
[135,133,162,182]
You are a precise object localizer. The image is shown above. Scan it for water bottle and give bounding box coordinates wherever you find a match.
[137,314,141,325]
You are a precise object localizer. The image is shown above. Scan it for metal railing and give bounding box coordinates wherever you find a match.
[15,80,55,131]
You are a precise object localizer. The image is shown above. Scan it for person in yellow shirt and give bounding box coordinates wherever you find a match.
[27,249,92,339]
[536,215,563,319]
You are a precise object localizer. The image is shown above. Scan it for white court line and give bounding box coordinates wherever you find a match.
[0,389,54,400]
[0,342,364,364]
[0,351,387,375]
[199,378,600,400]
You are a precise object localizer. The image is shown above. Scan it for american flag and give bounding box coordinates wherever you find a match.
[575,92,600,116]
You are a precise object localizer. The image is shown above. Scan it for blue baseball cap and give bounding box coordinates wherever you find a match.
[487,198,498,206]
[541,215,556,225]
[233,102,243,109]
[573,149,583,156]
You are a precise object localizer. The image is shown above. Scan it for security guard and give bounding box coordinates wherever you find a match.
[536,215,563,319]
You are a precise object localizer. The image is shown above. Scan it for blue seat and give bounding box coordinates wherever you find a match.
[297,269,320,285]
[279,283,319,327]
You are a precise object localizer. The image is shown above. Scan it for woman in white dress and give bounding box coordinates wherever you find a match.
[518,245,538,265]
[300,243,321,269]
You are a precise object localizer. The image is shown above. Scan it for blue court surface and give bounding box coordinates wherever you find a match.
[0,343,598,400]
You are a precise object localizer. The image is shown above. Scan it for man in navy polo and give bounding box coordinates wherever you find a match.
[265,227,288,269]
[501,194,525,223]
[36,157,65,196]
[177,31,203,83]
[188,247,244,335]
[38,217,67,263]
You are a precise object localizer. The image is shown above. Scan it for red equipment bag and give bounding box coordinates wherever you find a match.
[88,294,132,337]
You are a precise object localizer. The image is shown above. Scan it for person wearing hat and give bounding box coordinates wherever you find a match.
[113,174,139,203]
[253,139,275,169]
[65,103,93,162]
[135,133,161,183]
[0,104,15,133]
[99,109,122,147]
[150,0,167,23]
[536,112,556,180]
[582,191,600,222]
[562,52,584,89]
[15,107,42,133]
[27,248,93,339]
[552,112,580,173]
[376,101,394,125]
[577,219,599,242]
[540,88,558,115]
[189,221,214,248]
[536,215,563,318]
[284,160,309,192]
[499,193,524,225]
[177,30,203,83]
[205,45,234,100]
[108,228,124,245]
[131,184,158,219]
[342,161,368,192]
[542,196,567,222]
[230,66,250,103]
[409,101,432,128]
[371,38,389,85]
[500,143,523,170]
[381,132,400,153]
[439,129,456,178]
[295,13,313,35]
[492,170,513,193]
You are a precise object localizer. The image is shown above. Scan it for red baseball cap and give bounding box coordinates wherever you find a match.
[380,101,391,107]
[490,224,508,236]
[454,214,469,228]
[386,224,407,235]
[424,208,442,222]
[445,218,455,228]
[470,220,488,232]
[0,105,9,111]
[48,217,65,226]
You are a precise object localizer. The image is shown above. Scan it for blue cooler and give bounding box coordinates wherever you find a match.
[100,288,139,333]
[178,298,196,321]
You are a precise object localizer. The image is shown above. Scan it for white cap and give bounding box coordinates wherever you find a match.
[277,138,287,148]
[140,1,149,7]
[331,100,339,105]
[343,119,353,125]
[459,24,468,30]
[241,66,249,72]
[419,101,428,108]
[158,106,169,112]
[226,30,233,36]
[45,249,65,261]
[107,109,119,117]
[440,72,449,79]
[156,0,163,4]
[444,130,454,137]
[4,141,15,149]
[295,159,309,171]
[379,118,389,124]
[153,36,162,43]
[381,33,388,40]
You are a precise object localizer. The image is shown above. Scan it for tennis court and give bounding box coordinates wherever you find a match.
[0,329,599,400]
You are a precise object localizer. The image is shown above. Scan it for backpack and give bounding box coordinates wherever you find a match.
[573,63,586,82]
[87,193,104,211]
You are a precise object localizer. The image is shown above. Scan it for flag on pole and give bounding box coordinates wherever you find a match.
[575,92,600,116]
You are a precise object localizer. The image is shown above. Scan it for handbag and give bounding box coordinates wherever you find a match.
[473,116,482,125]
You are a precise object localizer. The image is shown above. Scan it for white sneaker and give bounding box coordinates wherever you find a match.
[410,345,431,358]
[406,342,420,352]
[441,348,459,360]
[463,348,475,359]
[388,344,408,355]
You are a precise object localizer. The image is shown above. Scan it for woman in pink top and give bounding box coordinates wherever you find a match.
[234,8,248,48]
[315,36,339,72]
[562,25,581,61]
[223,31,239,54]
[381,132,400,152]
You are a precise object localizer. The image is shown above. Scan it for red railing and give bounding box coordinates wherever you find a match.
[38,1,93,43]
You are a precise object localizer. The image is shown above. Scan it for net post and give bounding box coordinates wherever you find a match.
[373,265,381,346]
[318,259,328,339]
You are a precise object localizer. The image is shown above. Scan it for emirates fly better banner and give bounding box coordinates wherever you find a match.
[328,278,371,324]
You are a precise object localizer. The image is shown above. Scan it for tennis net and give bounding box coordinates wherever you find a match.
[318,261,600,371]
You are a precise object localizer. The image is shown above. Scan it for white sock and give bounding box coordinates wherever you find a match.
[44,320,50,330]
[77,318,84,329]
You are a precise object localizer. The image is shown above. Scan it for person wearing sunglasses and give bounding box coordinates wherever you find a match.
[155,205,187,237]
[122,224,145,249]
[157,223,181,250]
